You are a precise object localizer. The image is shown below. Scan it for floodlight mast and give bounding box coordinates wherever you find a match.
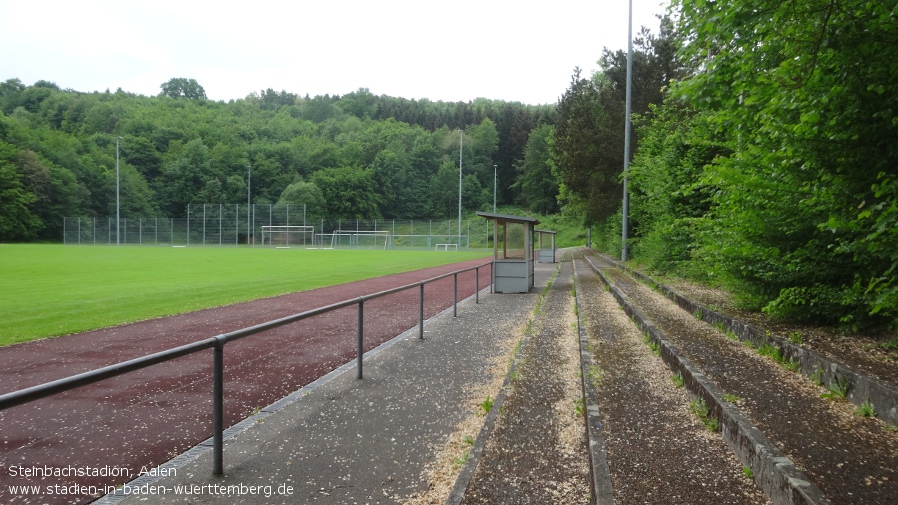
[621,0,633,262]
[247,164,251,245]
[116,136,122,246]
[493,164,497,212]
[458,129,463,247]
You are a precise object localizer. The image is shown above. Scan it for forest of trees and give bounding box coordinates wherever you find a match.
[2,0,896,332]
[0,79,555,242]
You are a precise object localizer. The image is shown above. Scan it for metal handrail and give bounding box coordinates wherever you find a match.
[0,261,492,475]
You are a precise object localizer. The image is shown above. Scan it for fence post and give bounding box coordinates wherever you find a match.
[475,267,479,304]
[357,299,364,379]
[453,273,458,317]
[419,283,425,339]
[212,342,224,475]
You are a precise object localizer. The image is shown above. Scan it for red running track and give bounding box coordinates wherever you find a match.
[0,258,491,505]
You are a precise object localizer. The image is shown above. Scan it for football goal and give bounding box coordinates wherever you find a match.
[434,243,458,251]
[329,230,391,249]
[261,225,315,247]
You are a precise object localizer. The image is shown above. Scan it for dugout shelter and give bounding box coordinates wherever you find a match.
[476,212,540,293]
[535,229,557,264]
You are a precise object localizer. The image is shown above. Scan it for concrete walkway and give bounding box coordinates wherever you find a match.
[106,264,557,504]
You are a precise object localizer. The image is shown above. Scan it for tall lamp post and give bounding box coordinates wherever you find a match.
[247,164,251,245]
[458,129,463,246]
[621,0,633,262]
[493,164,497,212]
[116,136,122,246]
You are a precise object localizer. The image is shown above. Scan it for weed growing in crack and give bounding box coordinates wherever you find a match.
[853,400,876,418]
[462,435,475,446]
[453,451,470,469]
[722,393,744,404]
[810,365,825,386]
[788,331,804,345]
[758,343,783,362]
[742,466,754,479]
[784,358,801,372]
[713,322,726,332]
[821,374,850,400]
[671,373,685,388]
[648,342,661,357]
[694,309,703,320]
[757,343,800,372]
[479,396,494,415]
[574,396,585,417]
[689,398,719,432]
[726,330,739,341]
[588,364,604,388]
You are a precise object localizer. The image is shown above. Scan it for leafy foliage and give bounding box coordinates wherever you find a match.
[0,78,560,242]
[553,18,685,225]
[623,0,898,330]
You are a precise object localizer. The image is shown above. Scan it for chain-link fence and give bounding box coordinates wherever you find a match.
[63,204,493,250]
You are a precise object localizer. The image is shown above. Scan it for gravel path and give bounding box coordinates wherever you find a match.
[584,250,898,505]
[573,255,770,505]
[461,257,592,504]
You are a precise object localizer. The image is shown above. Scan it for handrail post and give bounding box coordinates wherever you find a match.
[212,342,224,475]
[475,267,480,304]
[490,261,494,293]
[453,273,458,317]
[419,283,425,339]
[357,298,364,379]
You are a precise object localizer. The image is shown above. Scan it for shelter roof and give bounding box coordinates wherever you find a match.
[475,212,541,225]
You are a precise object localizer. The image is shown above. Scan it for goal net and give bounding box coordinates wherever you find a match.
[261,225,315,247]
[329,230,391,249]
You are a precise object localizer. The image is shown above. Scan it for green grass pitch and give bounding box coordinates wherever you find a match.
[0,244,490,347]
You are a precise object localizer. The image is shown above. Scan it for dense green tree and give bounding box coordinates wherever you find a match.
[669,0,898,328]
[14,149,88,239]
[310,166,381,219]
[0,141,40,240]
[277,179,326,218]
[155,139,215,215]
[624,99,726,276]
[553,68,622,224]
[337,88,378,119]
[160,78,207,100]
[428,161,460,217]
[514,124,558,214]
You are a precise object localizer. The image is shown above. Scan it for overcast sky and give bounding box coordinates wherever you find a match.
[1,0,668,106]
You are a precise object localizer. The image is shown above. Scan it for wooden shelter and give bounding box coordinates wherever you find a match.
[476,212,540,293]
